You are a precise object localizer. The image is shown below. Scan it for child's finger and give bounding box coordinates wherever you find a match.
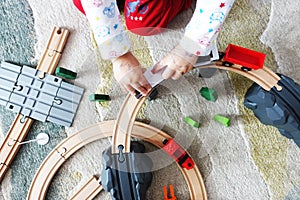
[171,71,183,80]
[141,67,147,73]
[123,84,136,96]
[125,80,147,96]
[161,67,176,79]
[139,76,152,92]
[151,62,167,74]
[139,82,152,94]
[135,84,148,96]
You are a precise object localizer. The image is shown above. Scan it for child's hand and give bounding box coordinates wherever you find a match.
[152,45,197,80]
[112,52,152,96]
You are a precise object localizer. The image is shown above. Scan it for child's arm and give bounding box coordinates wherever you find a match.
[80,0,151,95]
[180,0,235,57]
[155,1,235,79]
[81,0,130,59]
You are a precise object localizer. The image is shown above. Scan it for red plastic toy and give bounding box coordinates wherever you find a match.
[162,139,194,170]
[223,44,266,70]
[163,184,177,200]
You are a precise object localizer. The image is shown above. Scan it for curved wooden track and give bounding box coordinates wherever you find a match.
[112,94,147,153]
[111,62,282,159]
[27,121,207,200]
[27,48,282,200]
[205,62,282,91]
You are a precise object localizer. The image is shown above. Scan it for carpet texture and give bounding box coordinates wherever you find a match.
[0,0,300,199]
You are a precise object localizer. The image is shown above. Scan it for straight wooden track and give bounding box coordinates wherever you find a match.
[0,27,69,182]
[69,176,103,200]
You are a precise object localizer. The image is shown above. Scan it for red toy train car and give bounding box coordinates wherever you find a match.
[162,139,194,170]
[223,44,266,71]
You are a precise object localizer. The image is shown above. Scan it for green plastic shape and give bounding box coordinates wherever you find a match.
[214,115,230,127]
[89,94,110,102]
[55,67,77,80]
[184,116,201,128]
[200,87,218,102]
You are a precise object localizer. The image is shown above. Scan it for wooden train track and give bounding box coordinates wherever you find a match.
[27,120,207,200]
[111,93,147,153]
[63,55,282,200]
[26,44,282,199]
[209,62,282,91]
[69,176,103,200]
[0,27,69,182]
[111,61,282,160]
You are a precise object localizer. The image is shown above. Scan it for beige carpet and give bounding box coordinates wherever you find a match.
[1,0,300,199]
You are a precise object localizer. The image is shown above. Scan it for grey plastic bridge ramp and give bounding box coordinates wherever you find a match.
[0,61,84,127]
[101,142,153,200]
[0,62,22,106]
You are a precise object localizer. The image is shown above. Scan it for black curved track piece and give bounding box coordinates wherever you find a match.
[244,74,300,147]
[101,142,153,200]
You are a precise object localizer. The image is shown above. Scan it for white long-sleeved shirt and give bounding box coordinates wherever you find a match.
[81,0,235,60]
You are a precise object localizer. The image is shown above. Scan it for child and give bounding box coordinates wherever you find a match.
[73,0,235,96]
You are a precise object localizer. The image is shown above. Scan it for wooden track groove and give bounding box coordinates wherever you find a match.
[27,121,207,200]
[69,176,103,200]
[0,27,69,182]
[27,50,281,199]
[68,59,281,200]
[112,94,147,153]
[198,62,281,91]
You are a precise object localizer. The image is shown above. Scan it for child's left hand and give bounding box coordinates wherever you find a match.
[152,44,198,80]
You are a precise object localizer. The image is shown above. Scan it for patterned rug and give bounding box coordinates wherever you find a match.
[1,0,300,199]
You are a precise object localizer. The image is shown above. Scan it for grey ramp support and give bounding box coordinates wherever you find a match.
[0,62,22,106]
[244,74,300,147]
[101,142,153,200]
[7,64,63,122]
[47,81,84,126]
[0,61,84,127]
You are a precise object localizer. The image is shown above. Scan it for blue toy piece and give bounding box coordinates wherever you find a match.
[244,74,300,147]
[101,142,153,200]
[0,61,84,127]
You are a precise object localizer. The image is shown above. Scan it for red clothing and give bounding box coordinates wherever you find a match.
[124,0,192,35]
[73,0,192,35]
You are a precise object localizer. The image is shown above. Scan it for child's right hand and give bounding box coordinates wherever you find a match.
[112,52,152,96]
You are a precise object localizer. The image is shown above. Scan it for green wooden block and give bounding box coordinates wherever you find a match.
[89,94,110,102]
[214,115,230,127]
[200,87,218,102]
[184,116,201,128]
[55,67,77,80]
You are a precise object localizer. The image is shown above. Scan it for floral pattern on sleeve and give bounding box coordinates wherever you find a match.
[81,0,131,60]
[180,1,235,56]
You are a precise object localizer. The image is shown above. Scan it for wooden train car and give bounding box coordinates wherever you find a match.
[162,139,194,170]
[223,44,266,71]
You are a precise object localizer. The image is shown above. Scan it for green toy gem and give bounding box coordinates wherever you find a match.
[55,67,77,80]
[184,117,201,128]
[214,115,230,127]
[200,87,218,102]
[89,94,110,102]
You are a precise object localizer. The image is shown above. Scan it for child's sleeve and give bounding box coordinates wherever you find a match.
[81,0,131,60]
[180,1,235,57]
